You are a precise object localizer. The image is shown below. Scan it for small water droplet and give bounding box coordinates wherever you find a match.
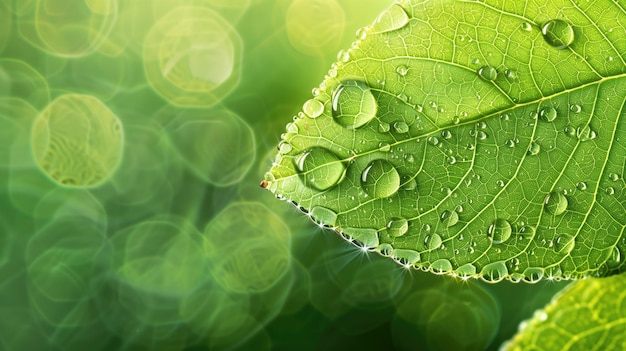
[377,243,393,256]
[541,19,575,49]
[405,154,415,163]
[295,147,346,191]
[504,69,517,79]
[505,139,515,148]
[576,125,596,141]
[430,259,453,274]
[554,234,575,254]
[605,187,615,195]
[452,116,460,124]
[609,173,620,181]
[520,22,532,31]
[527,141,541,155]
[394,121,409,133]
[539,106,557,122]
[396,64,409,77]
[576,181,588,191]
[279,141,293,154]
[393,249,420,266]
[310,206,338,226]
[332,80,378,129]
[440,210,459,227]
[378,142,391,152]
[496,180,505,187]
[372,4,410,33]
[361,159,401,198]
[337,49,350,62]
[286,122,299,133]
[428,136,440,146]
[425,233,442,250]
[480,261,508,282]
[544,191,568,216]
[387,217,409,237]
[477,131,487,140]
[378,122,390,133]
[477,65,497,81]
[522,267,544,283]
[569,104,582,113]
[456,263,477,278]
[447,156,457,165]
[303,99,324,118]
[607,246,622,269]
[356,27,368,40]
[343,227,379,248]
[488,218,512,244]
[403,178,417,191]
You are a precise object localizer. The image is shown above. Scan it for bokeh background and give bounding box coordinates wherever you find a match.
[0,1,571,350]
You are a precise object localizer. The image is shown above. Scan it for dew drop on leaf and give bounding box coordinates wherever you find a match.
[606,246,622,269]
[302,98,324,118]
[378,243,394,256]
[393,249,420,266]
[295,147,346,191]
[378,122,390,133]
[522,267,544,283]
[576,181,588,191]
[440,210,459,227]
[360,159,401,198]
[393,121,409,133]
[488,218,512,244]
[527,141,541,155]
[544,191,568,216]
[372,4,410,33]
[539,106,557,122]
[396,64,409,76]
[387,217,409,237]
[331,80,377,128]
[425,233,443,250]
[541,19,575,49]
[342,227,379,248]
[310,206,338,226]
[477,65,497,81]
[520,22,532,31]
[430,258,453,274]
[480,261,508,282]
[554,234,575,254]
[456,263,477,277]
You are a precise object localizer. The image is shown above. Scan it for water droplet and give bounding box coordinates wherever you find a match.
[337,49,350,62]
[332,80,378,129]
[310,206,338,226]
[342,227,379,248]
[440,210,459,227]
[393,121,409,133]
[569,104,582,113]
[488,218,512,244]
[430,259,453,274]
[372,4,410,33]
[447,156,457,165]
[403,178,417,191]
[295,147,346,191]
[605,187,615,195]
[480,261,508,283]
[527,142,541,155]
[387,218,409,237]
[396,64,409,76]
[539,106,557,122]
[456,263,477,277]
[477,65,497,81]
[361,159,401,198]
[609,173,620,181]
[452,116,460,124]
[422,224,431,232]
[441,130,452,139]
[541,19,575,49]
[378,122,390,133]
[504,69,517,79]
[279,141,293,154]
[477,131,487,140]
[378,142,391,152]
[393,249,420,266]
[576,181,587,191]
[554,234,575,254]
[405,154,415,163]
[303,99,324,118]
[564,124,576,137]
[544,191,568,216]
[505,139,515,148]
[522,267,544,283]
[425,233,442,250]
[428,136,440,146]
[496,180,505,187]
[378,243,393,256]
[520,22,532,31]
[576,125,596,141]
[606,246,622,269]
[356,27,368,40]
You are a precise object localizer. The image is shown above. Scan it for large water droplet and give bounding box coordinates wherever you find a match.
[378,122,390,133]
[554,234,575,254]
[456,263,477,278]
[396,64,409,77]
[302,99,324,118]
[378,243,394,256]
[372,4,410,33]
[480,261,508,282]
[576,125,596,142]
[393,121,409,134]
[527,141,541,155]
[544,191,568,216]
[425,233,442,250]
[361,159,400,198]
[295,147,346,191]
[331,80,377,129]
[393,249,420,266]
[488,218,512,244]
[430,259,453,274]
[606,246,622,269]
[541,19,575,49]
[522,267,544,283]
[440,210,459,227]
[342,227,379,248]
[310,206,338,226]
[539,106,557,122]
[477,65,497,81]
[387,217,409,237]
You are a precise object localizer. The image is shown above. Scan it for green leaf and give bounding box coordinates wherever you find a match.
[502,273,626,350]
[264,0,626,282]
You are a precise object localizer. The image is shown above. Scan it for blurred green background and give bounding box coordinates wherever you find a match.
[0,1,570,350]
